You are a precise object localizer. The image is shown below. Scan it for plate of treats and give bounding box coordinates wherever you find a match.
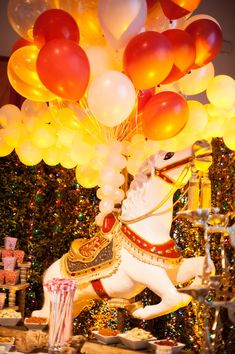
[92,328,121,344]
[148,338,185,353]
[118,327,156,350]
[0,336,15,352]
[0,309,21,326]
[24,316,48,330]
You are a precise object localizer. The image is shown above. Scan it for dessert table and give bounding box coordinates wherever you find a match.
[0,326,194,353]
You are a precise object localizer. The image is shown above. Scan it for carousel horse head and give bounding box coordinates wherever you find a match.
[121,139,212,223]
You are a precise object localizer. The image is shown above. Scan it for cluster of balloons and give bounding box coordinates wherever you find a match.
[1,0,235,222]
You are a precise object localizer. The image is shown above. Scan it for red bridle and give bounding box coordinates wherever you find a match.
[146,156,194,185]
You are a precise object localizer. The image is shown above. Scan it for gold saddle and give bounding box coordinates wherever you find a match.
[60,214,122,284]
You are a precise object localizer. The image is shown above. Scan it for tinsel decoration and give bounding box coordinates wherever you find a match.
[0,138,234,353]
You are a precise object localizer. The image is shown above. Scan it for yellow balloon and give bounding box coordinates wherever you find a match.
[3,123,26,147]
[70,140,96,165]
[223,135,235,151]
[75,164,100,188]
[0,104,23,127]
[22,115,42,133]
[183,101,208,134]
[16,140,43,166]
[7,45,57,102]
[177,62,215,95]
[43,146,61,166]
[54,108,81,130]
[205,103,224,117]
[204,121,223,138]
[31,123,57,149]
[206,75,235,109]
[223,118,235,137]
[57,128,77,147]
[60,150,77,169]
[0,131,14,157]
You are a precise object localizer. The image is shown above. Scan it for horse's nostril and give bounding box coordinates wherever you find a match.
[164,152,175,160]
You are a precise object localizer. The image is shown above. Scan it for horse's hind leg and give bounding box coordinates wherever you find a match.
[127,262,192,320]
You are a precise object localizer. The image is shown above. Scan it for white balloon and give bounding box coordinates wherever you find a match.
[177,62,215,95]
[87,70,136,127]
[101,184,116,197]
[21,100,48,117]
[113,188,125,202]
[99,167,117,184]
[112,172,125,187]
[99,198,114,214]
[98,0,147,49]
[107,153,127,169]
[206,75,235,109]
[95,212,105,226]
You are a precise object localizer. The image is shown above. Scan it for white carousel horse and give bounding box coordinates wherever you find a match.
[33,140,214,321]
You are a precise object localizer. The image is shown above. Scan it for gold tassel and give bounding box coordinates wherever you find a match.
[200,171,211,209]
[188,163,200,210]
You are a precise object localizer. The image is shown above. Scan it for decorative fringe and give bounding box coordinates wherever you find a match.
[122,236,182,269]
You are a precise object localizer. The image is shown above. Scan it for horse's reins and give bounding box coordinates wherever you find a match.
[119,152,211,225]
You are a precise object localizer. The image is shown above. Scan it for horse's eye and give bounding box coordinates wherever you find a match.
[164,152,174,160]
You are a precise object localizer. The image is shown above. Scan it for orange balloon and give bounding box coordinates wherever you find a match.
[185,19,223,69]
[161,29,196,84]
[7,45,57,102]
[137,88,155,113]
[36,39,90,101]
[142,91,189,140]
[160,0,190,20]
[123,31,174,89]
[170,0,201,12]
[11,37,32,53]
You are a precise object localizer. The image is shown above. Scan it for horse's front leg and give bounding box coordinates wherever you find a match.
[126,258,192,320]
[168,256,215,286]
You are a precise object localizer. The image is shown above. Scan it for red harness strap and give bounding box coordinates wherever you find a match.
[91,279,110,299]
[121,224,181,259]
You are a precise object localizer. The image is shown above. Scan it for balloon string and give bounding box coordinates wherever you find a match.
[79,97,107,142]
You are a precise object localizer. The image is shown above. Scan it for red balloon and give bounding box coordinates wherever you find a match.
[11,38,32,53]
[170,0,202,12]
[33,9,80,48]
[142,91,189,140]
[161,29,196,84]
[185,19,223,68]
[123,31,174,90]
[160,0,190,20]
[138,88,155,113]
[36,39,90,101]
[146,0,159,10]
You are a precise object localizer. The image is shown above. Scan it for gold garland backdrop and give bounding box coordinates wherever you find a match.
[0,137,234,353]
